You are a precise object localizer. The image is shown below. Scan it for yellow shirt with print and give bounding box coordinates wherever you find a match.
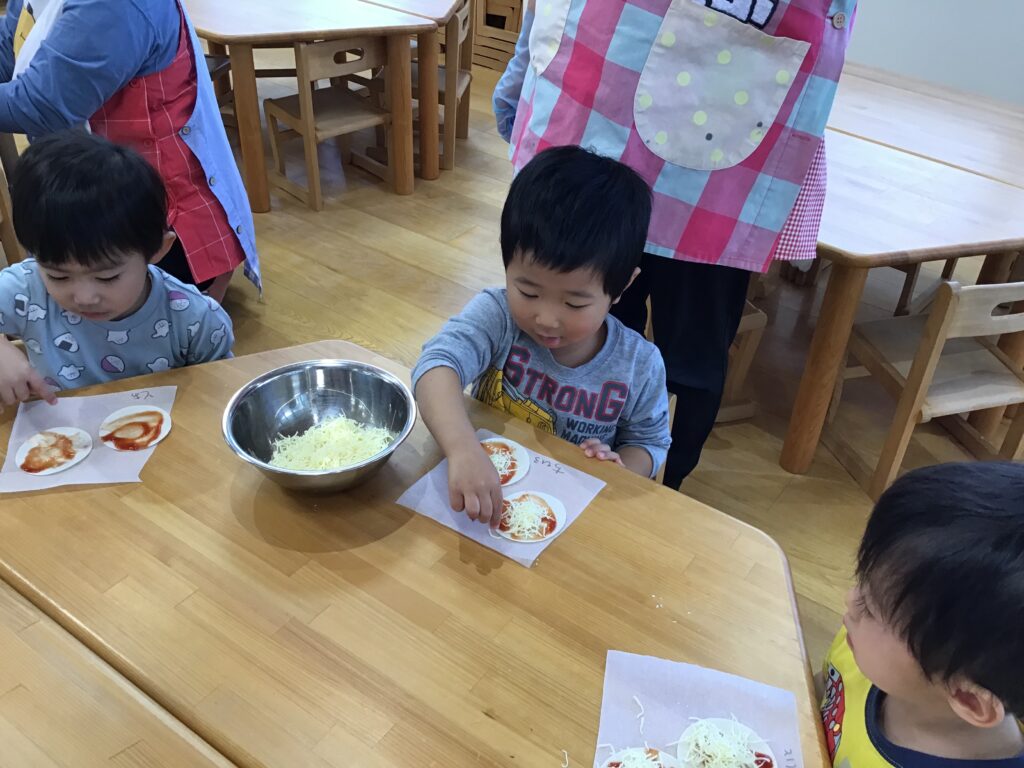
[822,627,1024,768]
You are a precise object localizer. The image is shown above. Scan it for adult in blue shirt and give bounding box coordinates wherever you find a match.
[0,0,260,300]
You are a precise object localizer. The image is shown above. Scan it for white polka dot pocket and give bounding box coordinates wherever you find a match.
[633,1,810,171]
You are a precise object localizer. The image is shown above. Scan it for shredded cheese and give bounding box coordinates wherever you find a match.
[678,719,764,768]
[484,442,516,478]
[500,494,557,540]
[269,415,394,471]
[603,747,664,767]
[561,749,570,767]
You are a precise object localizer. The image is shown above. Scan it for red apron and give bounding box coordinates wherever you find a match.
[90,2,244,284]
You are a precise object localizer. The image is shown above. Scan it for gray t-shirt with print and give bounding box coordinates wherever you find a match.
[412,288,671,473]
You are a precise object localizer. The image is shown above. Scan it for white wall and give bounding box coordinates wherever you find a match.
[845,0,1024,106]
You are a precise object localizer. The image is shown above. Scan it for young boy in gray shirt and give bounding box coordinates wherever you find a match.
[412,147,671,527]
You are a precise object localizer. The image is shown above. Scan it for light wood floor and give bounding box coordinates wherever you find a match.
[220,68,978,671]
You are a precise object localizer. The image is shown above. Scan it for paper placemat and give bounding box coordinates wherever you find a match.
[396,429,605,567]
[0,386,177,493]
[594,651,803,768]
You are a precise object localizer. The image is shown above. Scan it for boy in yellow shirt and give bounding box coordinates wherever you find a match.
[822,462,1024,767]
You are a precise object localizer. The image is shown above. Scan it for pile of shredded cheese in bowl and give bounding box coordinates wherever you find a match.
[269,415,395,471]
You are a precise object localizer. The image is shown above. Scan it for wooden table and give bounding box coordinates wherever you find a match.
[186,0,437,212]
[829,65,1024,189]
[780,130,1024,474]
[0,581,230,767]
[0,341,828,768]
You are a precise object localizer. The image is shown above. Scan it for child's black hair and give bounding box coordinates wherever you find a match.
[500,145,652,299]
[11,130,167,268]
[857,462,1024,714]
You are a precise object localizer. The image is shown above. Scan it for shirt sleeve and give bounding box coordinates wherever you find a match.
[411,290,512,394]
[492,9,534,142]
[184,295,234,364]
[614,348,671,477]
[0,0,161,135]
[0,0,23,85]
[0,263,32,339]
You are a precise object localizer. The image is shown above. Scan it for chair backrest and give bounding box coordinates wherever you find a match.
[942,280,1024,340]
[454,0,472,45]
[294,37,387,83]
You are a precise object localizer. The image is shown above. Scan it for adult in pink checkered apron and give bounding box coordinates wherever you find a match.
[495,0,856,487]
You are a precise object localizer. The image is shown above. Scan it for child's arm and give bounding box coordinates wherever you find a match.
[580,439,654,478]
[599,351,671,479]
[412,290,514,524]
[0,335,56,409]
[0,264,57,409]
[416,366,504,526]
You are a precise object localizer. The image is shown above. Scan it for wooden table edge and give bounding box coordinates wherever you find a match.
[818,237,1024,269]
[360,0,459,24]
[195,22,437,46]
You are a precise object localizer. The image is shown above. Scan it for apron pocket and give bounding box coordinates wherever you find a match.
[634,0,810,171]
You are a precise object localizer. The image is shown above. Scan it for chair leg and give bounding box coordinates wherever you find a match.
[441,101,456,171]
[302,129,323,211]
[869,409,919,501]
[721,323,762,405]
[894,264,921,316]
[826,367,846,426]
[1000,403,1024,460]
[455,90,470,140]
[265,109,287,177]
[335,134,352,166]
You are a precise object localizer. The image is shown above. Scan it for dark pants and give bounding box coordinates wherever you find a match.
[612,255,751,489]
[157,235,215,292]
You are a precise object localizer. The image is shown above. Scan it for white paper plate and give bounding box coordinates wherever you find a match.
[16,427,92,476]
[491,490,566,544]
[601,747,680,768]
[676,718,774,768]
[99,405,172,451]
[481,436,530,486]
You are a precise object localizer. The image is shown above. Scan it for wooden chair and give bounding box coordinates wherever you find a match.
[421,0,473,170]
[0,159,22,266]
[367,0,473,170]
[717,301,768,423]
[831,280,1024,499]
[263,38,392,210]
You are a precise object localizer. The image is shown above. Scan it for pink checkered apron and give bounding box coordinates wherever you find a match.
[90,1,245,284]
[511,0,854,272]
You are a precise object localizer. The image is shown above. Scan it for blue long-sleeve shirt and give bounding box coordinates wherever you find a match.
[0,0,261,290]
[0,0,178,136]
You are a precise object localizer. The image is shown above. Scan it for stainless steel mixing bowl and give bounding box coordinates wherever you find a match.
[222,359,416,492]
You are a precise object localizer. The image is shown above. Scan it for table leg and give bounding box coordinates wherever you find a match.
[780,263,869,474]
[228,43,270,213]
[969,250,1023,438]
[386,35,415,195]
[417,31,440,181]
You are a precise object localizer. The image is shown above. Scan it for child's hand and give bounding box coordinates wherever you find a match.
[447,444,505,528]
[0,340,57,411]
[580,438,624,466]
